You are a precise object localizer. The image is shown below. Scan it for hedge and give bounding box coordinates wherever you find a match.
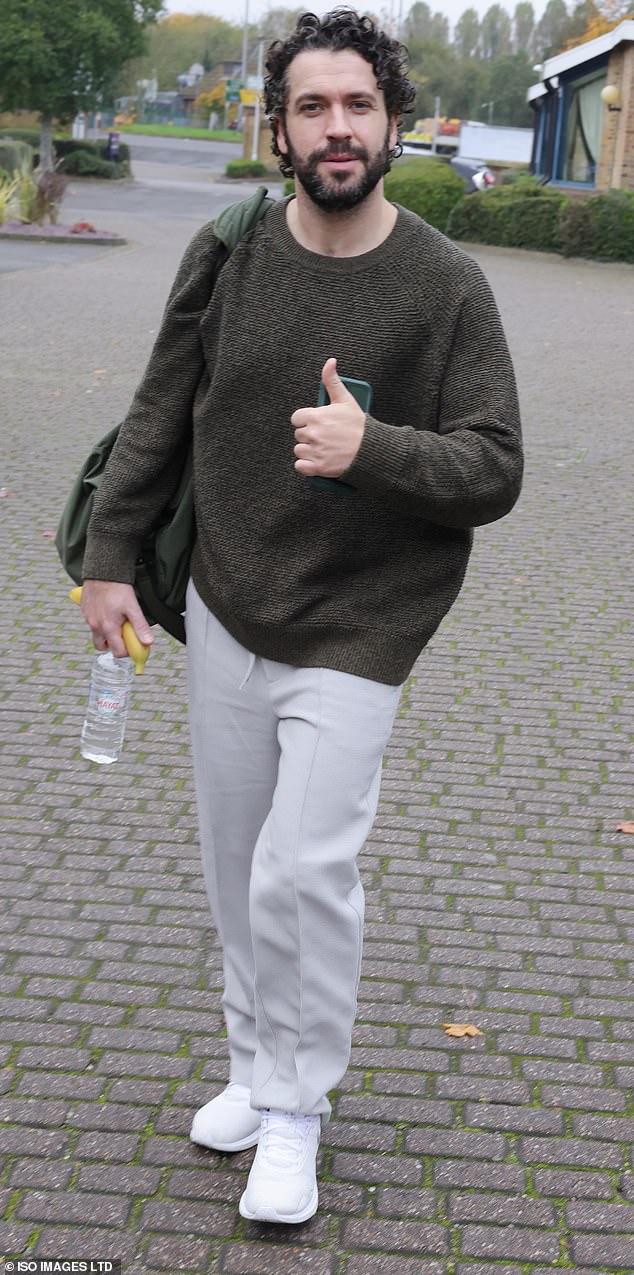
[225,159,268,179]
[0,130,131,178]
[384,157,464,233]
[447,180,634,262]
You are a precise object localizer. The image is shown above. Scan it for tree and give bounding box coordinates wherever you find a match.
[454,8,481,58]
[480,4,513,58]
[513,1,536,54]
[0,0,163,171]
[534,0,571,57]
[488,50,535,123]
[117,14,241,97]
[405,3,434,40]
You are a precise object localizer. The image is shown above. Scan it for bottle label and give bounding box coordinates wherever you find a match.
[92,690,123,715]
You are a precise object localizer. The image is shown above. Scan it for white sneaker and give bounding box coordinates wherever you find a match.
[238,1108,320,1224]
[189,1082,260,1152]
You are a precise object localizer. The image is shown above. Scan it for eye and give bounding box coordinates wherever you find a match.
[300,103,322,114]
[351,101,371,112]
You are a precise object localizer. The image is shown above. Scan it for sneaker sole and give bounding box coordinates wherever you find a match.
[238,1184,318,1224]
[189,1128,260,1153]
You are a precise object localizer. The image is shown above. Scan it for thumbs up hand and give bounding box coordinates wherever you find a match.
[291,357,365,478]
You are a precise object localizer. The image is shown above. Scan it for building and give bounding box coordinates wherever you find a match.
[528,19,634,190]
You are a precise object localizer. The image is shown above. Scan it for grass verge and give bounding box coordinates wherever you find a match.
[118,124,242,143]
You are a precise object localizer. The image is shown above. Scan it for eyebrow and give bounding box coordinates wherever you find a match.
[293,90,379,107]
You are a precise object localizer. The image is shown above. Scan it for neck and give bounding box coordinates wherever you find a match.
[286,181,397,257]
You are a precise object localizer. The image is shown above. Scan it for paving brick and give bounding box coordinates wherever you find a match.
[406,1127,508,1160]
[534,1168,615,1199]
[460,1223,560,1262]
[331,1152,422,1185]
[74,1131,140,1161]
[77,1163,162,1194]
[141,1197,236,1233]
[375,1187,437,1218]
[144,1233,213,1270]
[570,1232,634,1268]
[449,1191,557,1225]
[17,1189,130,1225]
[220,1247,337,1274]
[463,1102,564,1134]
[33,1226,137,1263]
[566,1199,634,1231]
[519,1137,624,1169]
[342,1218,448,1253]
[345,1259,445,1275]
[432,1160,525,1191]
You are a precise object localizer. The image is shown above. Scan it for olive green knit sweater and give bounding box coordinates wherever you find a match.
[83,197,523,685]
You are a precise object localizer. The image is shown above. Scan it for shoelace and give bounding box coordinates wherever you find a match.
[259,1110,318,1169]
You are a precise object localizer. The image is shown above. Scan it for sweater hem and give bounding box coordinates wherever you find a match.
[190,570,429,686]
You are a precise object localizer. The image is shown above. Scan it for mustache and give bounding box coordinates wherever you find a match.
[310,141,369,163]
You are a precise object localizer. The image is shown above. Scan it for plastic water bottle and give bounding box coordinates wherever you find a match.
[80,651,134,764]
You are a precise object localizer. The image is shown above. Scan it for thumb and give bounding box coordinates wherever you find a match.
[127,599,154,645]
[321,357,352,404]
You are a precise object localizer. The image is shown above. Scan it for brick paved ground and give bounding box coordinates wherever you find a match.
[1,176,633,1275]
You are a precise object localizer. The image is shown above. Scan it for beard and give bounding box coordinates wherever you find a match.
[284,128,392,212]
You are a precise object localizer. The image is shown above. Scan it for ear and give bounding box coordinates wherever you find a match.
[388,114,399,152]
[273,115,289,157]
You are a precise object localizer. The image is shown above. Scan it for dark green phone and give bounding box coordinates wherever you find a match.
[308,375,373,495]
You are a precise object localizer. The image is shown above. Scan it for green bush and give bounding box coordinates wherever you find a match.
[57,149,126,179]
[0,127,40,148]
[592,189,634,262]
[384,157,465,233]
[558,198,599,258]
[225,159,268,179]
[448,183,567,252]
[0,138,34,176]
[0,131,131,177]
[283,178,295,196]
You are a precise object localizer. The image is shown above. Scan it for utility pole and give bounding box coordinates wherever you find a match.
[251,36,264,162]
[239,0,249,128]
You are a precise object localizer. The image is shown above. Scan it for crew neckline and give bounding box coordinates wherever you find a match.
[264,195,412,273]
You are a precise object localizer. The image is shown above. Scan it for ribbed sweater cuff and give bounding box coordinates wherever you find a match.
[342,414,411,494]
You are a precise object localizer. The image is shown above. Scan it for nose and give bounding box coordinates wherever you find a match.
[325,104,352,139]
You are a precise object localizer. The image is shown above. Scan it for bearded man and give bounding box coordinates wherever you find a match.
[79,8,522,1225]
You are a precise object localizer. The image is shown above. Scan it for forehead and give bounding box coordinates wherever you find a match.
[286,48,381,102]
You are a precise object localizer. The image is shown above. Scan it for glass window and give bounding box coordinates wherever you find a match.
[562,70,606,184]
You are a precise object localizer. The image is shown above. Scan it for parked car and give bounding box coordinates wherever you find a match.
[450,157,495,192]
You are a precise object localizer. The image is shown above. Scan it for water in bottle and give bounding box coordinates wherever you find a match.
[80,651,134,764]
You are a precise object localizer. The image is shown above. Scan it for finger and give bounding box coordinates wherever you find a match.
[321,356,352,405]
[125,600,154,646]
[291,407,316,429]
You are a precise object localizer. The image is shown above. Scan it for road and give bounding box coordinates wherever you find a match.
[0,134,278,273]
[1,158,634,1273]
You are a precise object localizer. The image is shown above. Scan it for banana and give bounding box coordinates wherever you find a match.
[69,585,151,675]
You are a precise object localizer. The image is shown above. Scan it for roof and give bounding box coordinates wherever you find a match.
[528,17,634,102]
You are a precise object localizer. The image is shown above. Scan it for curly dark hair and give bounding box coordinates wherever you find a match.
[264,8,416,178]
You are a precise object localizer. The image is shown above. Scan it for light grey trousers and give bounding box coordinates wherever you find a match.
[185,580,402,1117]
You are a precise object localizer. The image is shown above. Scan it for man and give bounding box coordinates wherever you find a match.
[80,8,522,1225]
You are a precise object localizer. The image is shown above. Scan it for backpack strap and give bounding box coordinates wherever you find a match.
[213,185,274,254]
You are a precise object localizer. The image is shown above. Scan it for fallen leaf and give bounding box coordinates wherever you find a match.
[93,368,106,375]
[40,530,54,538]
[441,1023,483,1038]
[617,821,634,834]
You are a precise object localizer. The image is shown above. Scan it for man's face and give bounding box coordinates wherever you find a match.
[276,49,398,212]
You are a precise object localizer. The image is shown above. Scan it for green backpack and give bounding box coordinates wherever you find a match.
[55,186,274,644]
